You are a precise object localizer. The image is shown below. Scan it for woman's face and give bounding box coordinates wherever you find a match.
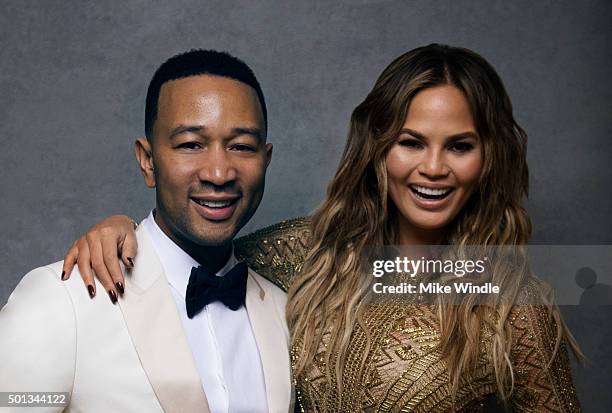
[385,85,483,242]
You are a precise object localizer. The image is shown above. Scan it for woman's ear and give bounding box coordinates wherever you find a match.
[135,137,156,188]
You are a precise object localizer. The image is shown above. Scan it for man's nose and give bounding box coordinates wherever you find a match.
[417,148,449,179]
[198,148,237,186]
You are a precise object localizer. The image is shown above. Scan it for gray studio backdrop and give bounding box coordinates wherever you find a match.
[1,0,611,410]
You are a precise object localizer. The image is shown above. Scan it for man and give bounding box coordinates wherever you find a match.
[0,50,293,412]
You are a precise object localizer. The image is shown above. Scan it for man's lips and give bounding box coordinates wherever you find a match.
[191,196,240,221]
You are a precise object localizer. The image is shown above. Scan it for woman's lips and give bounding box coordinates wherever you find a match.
[408,185,455,210]
[191,197,239,221]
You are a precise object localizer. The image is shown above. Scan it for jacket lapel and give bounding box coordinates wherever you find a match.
[118,225,210,413]
[245,269,293,413]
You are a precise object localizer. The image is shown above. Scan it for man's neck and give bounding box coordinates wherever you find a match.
[153,210,232,274]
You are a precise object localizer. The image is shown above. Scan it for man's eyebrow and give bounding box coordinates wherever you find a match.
[169,125,205,139]
[399,128,479,141]
[231,127,264,142]
[168,125,264,141]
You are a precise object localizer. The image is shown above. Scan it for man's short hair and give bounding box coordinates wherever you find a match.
[144,49,267,139]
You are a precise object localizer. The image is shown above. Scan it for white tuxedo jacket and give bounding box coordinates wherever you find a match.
[0,226,293,412]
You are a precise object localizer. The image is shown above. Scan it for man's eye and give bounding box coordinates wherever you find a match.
[448,142,474,153]
[398,139,423,149]
[177,142,202,150]
[231,144,256,152]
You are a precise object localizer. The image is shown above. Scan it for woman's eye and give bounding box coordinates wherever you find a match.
[448,142,474,153]
[398,139,423,149]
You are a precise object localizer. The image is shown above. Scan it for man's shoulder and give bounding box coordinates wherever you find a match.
[1,261,76,341]
[5,260,103,310]
[0,262,78,397]
[6,261,66,303]
[235,216,312,292]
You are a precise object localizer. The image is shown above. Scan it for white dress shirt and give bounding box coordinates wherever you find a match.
[143,212,268,413]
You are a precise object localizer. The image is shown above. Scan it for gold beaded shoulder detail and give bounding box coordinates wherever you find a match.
[234,216,312,292]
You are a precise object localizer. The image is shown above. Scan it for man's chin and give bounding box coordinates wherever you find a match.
[188,227,237,247]
[184,207,254,247]
[190,216,245,243]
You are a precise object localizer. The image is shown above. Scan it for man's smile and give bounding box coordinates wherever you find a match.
[191,195,240,221]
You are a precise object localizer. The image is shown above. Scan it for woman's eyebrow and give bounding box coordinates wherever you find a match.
[398,128,427,140]
[447,132,479,141]
[399,128,479,141]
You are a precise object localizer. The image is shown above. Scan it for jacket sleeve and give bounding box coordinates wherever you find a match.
[0,265,76,412]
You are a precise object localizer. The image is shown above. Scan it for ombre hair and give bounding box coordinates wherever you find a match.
[286,44,581,405]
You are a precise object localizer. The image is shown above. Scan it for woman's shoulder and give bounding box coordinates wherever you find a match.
[506,277,581,411]
[234,216,313,292]
[507,276,566,346]
[507,276,567,363]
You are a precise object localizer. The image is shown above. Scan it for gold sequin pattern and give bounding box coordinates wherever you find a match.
[235,217,581,412]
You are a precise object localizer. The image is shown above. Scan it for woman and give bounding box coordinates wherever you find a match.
[62,44,581,411]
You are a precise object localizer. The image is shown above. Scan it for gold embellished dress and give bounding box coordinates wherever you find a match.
[235,218,581,412]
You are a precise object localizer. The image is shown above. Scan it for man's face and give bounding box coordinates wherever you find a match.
[136,74,272,249]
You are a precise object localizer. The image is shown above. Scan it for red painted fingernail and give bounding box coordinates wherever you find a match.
[61,270,66,281]
[127,257,134,267]
[108,290,118,304]
[116,282,124,295]
[87,285,95,299]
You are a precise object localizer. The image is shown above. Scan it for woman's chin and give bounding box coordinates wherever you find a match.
[397,213,453,241]
[413,221,450,233]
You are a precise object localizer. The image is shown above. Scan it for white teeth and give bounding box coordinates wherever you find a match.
[195,199,233,208]
[412,185,452,196]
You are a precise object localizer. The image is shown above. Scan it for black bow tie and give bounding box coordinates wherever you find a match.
[185,261,248,318]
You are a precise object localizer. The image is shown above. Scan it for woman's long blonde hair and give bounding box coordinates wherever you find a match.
[286,44,581,404]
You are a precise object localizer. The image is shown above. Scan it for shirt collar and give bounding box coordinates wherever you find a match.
[142,210,237,299]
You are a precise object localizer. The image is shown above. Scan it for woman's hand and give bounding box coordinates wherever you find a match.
[62,215,138,303]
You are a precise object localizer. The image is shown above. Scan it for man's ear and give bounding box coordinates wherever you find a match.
[135,137,156,188]
[264,142,273,169]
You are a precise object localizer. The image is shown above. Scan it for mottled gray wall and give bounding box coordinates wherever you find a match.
[1,0,611,409]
